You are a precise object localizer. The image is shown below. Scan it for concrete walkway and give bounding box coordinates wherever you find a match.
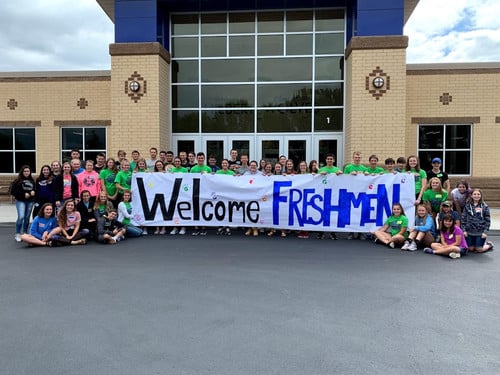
[2,203,500,232]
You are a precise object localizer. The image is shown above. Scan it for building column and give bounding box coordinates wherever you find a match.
[344,36,408,163]
[109,42,170,156]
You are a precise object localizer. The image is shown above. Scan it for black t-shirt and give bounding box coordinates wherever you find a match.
[427,169,449,186]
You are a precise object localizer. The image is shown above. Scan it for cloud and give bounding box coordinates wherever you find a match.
[405,0,500,63]
[0,0,113,71]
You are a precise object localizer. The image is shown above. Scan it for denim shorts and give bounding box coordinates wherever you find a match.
[466,235,485,248]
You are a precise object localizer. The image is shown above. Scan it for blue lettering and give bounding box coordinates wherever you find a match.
[273,181,292,225]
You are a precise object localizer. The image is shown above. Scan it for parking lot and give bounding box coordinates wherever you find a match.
[0,225,498,375]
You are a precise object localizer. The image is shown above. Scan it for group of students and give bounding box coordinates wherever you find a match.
[9,147,495,256]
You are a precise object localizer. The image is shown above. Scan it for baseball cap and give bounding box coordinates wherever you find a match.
[441,201,452,207]
[432,157,442,164]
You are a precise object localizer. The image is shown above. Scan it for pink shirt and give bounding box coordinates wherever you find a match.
[77,170,101,197]
[62,175,72,199]
[64,211,81,231]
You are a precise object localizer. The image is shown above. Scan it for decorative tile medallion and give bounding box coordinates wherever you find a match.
[440,93,452,105]
[365,67,390,100]
[77,98,89,109]
[125,71,147,103]
[7,99,18,110]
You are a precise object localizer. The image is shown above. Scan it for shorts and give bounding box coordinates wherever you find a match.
[466,235,485,248]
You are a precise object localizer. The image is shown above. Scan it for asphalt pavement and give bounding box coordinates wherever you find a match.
[0,226,498,375]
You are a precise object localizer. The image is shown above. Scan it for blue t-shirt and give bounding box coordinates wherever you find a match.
[30,216,58,240]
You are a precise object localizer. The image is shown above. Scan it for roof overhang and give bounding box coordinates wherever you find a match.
[97,0,420,25]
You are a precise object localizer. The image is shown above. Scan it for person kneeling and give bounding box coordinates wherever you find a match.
[97,209,126,244]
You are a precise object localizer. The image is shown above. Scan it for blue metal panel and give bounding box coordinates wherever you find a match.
[115,0,158,42]
[355,0,404,36]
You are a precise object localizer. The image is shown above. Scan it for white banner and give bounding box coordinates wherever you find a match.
[131,172,415,232]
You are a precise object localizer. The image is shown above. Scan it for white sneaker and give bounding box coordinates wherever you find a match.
[449,252,461,259]
[179,227,186,235]
[142,228,148,235]
[401,241,410,250]
[408,242,418,251]
[14,233,21,242]
[170,227,178,235]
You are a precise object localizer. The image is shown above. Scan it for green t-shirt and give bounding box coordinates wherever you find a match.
[318,166,340,174]
[344,163,367,174]
[409,168,427,195]
[423,189,448,213]
[171,167,188,173]
[385,215,409,237]
[366,166,385,174]
[216,169,235,175]
[114,170,132,193]
[190,165,212,173]
[99,168,117,196]
[122,201,131,225]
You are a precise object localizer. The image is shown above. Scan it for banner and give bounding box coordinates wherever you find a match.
[131,172,415,232]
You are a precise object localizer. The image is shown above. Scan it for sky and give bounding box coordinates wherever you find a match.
[0,0,499,72]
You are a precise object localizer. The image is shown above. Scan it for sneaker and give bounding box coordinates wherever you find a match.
[423,247,434,254]
[216,227,224,235]
[159,229,166,235]
[200,230,207,236]
[449,252,461,259]
[14,233,21,242]
[317,233,325,240]
[142,228,148,236]
[485,241,495,252]
[192,231,200,236]
[401,241,410,250]
[388,242,395,249]
[154,230,160,235]
[407,242,418,251]
[179,227,186,235]
[302,232,309,239]
[225,228,231,236]
[347,233,354,240]
[170,227,178,235]
[329,233,338,240]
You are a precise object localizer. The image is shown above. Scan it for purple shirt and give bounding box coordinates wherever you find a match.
[441,225,467,248]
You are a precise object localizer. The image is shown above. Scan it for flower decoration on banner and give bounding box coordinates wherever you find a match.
[365,66,390,100]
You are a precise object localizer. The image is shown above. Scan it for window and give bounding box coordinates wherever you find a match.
[418,124,471,175]
[0,128,36,173]
[61,127,106,163]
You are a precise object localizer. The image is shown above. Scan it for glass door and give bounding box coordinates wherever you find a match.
[313,135,343,168]
[202,136,254,166]
[257,135,310,168]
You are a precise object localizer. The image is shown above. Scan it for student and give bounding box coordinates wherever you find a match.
[426,157,450,193]
[77,160,101,198]
[153,160,166,173]
[116,150,126,170]
[401,204,436,251]
[278,155,287,170]
[20,203,58,247]
[70,148,81,161]
[117,191,144,237]
[372,203,408,249]
[263,162,273,176]
[384,158,396,174]
[394,157,406,173]
[308,160,319,174]
[317,153,342,240]
[164,151,175,172]
[129,150,140,171]
[297,161,308,175]
[33,164,55,218]
[366,154,385,175]
[179,151,189,168]
[236,154,250,175]
[99,158,119,207]
[422,177,448,220]
[53,162,80,213]
[437,201,460,231]
[190,152,211,235]
[424,214,468,259]
[405,155,427,205]
[208,155,220,172]
[147,147,158,171]
[114,159,132,203]
[94,153,106,174]
[461,188,494,253]
[50,199,88,246]
[273,162,282,175]
[284,159,296,175]
[133,158,148,173]
[258,159,267,172]
[171,157,188,173]
[228,149,240,171]
[50,161,62,176]
[187,151,197,171]
[96,209,126,244]
[93,191,113,220]
[344,151,367,175]
[11,165,36,242]
[70,158,84,175]
[215,159,235,176]
[244,161,261,237]
[450,180,471,217]
[76,190,97,237]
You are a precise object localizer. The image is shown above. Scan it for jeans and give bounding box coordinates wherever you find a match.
[125,224,143,238]
[16,200,34,234]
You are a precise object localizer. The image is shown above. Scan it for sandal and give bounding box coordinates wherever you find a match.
[280,231,287,237]
[267,230,275,237]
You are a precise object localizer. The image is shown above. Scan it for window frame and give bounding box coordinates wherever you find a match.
[0,127,36,174]
[60,126,107,163]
